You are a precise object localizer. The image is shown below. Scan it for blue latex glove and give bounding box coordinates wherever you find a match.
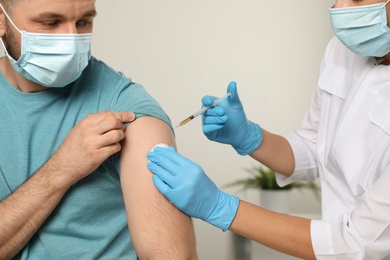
[147,146,240,231]
[202,81,263,155]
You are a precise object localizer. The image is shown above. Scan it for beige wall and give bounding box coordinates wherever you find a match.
[92,0,334,259]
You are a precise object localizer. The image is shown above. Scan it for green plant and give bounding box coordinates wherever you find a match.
[224,165,321,200]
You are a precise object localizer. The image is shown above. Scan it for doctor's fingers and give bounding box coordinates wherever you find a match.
[149,146,196,167]
[152,174,173,196]
[203,105,226,117]
[226,81,245,109]
[227,81,238,100]
[202,95,218,107]
[148,162,178,187]
[202,124,224,137]
[147,151,181,178]
[202,112,228,126]
[152,175,186,206]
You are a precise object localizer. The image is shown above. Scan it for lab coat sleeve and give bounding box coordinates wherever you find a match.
[311,164,390,259]
[275,57,326,186]
[276,37,339,187]
[275,131,319,186]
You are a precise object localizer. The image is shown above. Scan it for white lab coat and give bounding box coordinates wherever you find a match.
[277,36,390,259]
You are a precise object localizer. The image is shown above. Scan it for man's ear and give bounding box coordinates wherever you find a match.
[0,11,6,37]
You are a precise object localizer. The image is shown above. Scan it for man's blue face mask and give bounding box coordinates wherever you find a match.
[0,4,92,88]
[330,0,390,57]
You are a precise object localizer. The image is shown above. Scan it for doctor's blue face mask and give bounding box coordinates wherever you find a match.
[329,0,390,57]
[0,4,92,88]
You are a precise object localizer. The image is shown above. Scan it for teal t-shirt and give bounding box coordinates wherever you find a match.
[0,57,172,259]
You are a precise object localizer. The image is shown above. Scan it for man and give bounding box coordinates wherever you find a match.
[0,0,197,259]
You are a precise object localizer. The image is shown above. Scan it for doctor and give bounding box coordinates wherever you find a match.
[147,0,390,259]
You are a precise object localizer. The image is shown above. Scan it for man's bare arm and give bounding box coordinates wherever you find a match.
[0,162,69,259]
[0,111,134,259]
[120,116,197,259]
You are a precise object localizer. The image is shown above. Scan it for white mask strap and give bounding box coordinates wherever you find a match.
[0,37,8,54]
[0,4,21,34]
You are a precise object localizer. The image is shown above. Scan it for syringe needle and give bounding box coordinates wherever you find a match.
[174,92,231,129]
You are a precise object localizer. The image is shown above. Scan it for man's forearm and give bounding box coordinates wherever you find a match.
[0,162,69,259]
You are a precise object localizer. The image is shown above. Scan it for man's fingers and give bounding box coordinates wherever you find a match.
[100,129,126,147]
[97,143,123,160]
[113,111,136,123]
[88,111,135,134]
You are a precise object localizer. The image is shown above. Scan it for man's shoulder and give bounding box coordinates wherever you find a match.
[69,57,141,107]
[81,56,132,85]
[74,57,139,97]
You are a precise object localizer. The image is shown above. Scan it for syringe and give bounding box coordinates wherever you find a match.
[174,92,231,129]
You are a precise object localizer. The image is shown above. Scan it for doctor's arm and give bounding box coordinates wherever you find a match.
[249,129,295,176]
[149,148,390,259]
[120,116,197,260]
[147,146,315,259]
[230,201,314,258]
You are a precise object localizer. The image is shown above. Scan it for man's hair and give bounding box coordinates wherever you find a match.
[0,0,21,15]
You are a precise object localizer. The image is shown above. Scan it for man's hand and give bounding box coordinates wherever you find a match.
[50,111,135,187]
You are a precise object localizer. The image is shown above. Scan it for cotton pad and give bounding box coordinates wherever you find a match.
[151,143,169,151]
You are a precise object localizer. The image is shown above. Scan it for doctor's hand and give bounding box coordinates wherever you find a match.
[147,146,240,231]
[202,81,263,155]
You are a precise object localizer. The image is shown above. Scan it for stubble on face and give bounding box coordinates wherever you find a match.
[2,20,20,60]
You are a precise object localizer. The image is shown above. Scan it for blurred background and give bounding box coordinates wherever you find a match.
[92,0,334,259]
